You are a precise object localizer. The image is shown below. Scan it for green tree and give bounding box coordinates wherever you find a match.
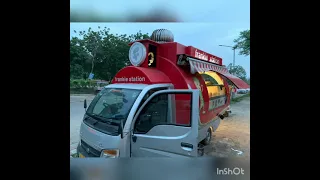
[246,77,250,85]
[234,30,250,56]
[227,63,247,81]
[77,27,104,78]
[70,27,150,81]
[70,37,91,79]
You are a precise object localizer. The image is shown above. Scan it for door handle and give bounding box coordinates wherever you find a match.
[181,142,193,151]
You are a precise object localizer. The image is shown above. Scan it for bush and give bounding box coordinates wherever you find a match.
[88,80,96,88]
[78,79,88,88]
[70,79,93,88]
[70,79,110,90]
[231,92,250,104]
[70,79,80,88]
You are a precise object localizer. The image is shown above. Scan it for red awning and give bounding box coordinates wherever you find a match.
[188,57,250,89]
[219,73,250,89]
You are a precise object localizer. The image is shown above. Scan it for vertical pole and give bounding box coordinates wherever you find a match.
[233,48,235,75]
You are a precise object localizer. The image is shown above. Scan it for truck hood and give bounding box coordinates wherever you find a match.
[80,122,121,152]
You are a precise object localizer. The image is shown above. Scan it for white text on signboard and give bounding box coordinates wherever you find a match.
[114,76,146,82]
[209,57,220,64]
[195,49,220,64]
[195,49,208,61]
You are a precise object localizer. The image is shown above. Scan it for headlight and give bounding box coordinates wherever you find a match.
[100,149,119,158]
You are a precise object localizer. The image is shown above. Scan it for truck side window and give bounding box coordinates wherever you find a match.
[134,87,168,116]
[134,93,192,134]
[134,93,169,134]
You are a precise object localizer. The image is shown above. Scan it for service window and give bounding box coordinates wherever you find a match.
[134,93,191,134]
[200,74,219,86]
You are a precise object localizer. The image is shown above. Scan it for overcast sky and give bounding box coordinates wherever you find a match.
[70,0,250,77]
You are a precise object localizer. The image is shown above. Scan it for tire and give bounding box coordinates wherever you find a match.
[223,111,229,117]
[201,129,212,145]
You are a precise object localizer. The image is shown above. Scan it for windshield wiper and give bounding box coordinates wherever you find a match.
[92,114,110,122]
[87,112,124,124]
[86,113,108,122]
[106,114,125,120]
[106,117,121,120]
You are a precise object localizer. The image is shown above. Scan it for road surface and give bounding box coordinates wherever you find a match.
[204,96,250,160]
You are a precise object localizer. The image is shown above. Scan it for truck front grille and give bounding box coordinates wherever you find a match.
[81,140,101,157]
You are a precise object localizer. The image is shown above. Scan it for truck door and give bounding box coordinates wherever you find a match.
[131,89,200,157]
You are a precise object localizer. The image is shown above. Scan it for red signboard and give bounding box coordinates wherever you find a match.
[111,66,171,85]
[185,46,223,65]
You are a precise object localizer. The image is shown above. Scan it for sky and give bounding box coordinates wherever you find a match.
[70,0,250,77]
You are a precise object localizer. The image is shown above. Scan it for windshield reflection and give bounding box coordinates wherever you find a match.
[86,88,141,123]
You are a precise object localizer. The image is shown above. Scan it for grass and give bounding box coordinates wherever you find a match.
[71,153,78,158]
[231,93,250,104]
[70,88,96,94]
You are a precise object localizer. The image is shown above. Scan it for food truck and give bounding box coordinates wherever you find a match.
[77,29,250,158]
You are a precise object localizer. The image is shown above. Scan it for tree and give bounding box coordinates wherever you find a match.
[234,30,250,56]
[70,37,91,79]
[70,27,150,81]
[77,27,104,78]
[227,63,247,81]
[246,77,250,85]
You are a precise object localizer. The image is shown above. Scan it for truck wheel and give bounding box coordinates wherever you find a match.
[223,111,229,117]
[202,129,212,145]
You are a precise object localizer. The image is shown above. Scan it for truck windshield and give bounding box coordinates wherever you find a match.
[85,88,141,135]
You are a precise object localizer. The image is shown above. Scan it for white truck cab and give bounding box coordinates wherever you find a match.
[78,84,205,157]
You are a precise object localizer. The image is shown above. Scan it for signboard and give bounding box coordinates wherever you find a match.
[129,42,147,67]
[185,46,222,65]
[88,73,94,80]
[208,96,226,111]
[113,76,146,83]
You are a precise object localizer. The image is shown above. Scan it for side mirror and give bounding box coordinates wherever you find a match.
[84,99,87,109]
